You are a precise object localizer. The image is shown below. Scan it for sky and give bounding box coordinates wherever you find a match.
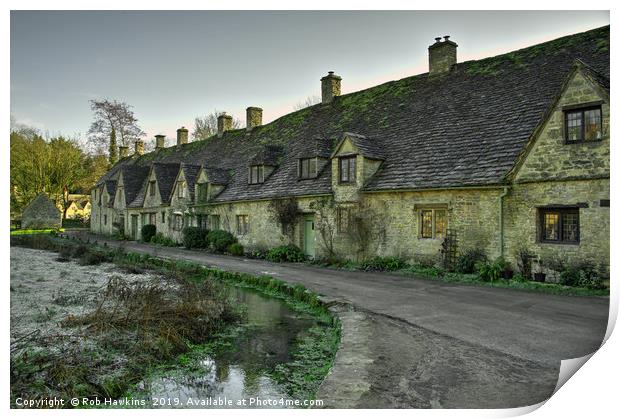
[10,10,610,146]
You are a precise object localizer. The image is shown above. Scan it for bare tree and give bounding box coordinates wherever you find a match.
[87,99,145,163]
[191,110,241,141]
[293,95,321,111]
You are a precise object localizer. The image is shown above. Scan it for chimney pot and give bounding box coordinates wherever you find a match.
[176,127,188,145]
[134,140,144,156]
[119,145,129,158]
[435,37,442,42]
[246,107,263,132]
[217,112,233,137]
[428,36,458,76]
[320,71,342,104]
[155,134,165,149]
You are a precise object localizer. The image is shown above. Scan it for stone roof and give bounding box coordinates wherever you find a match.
[121,165,150,208]
[182,163,201,201]
[96,25,609,203]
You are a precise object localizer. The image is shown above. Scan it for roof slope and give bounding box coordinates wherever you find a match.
[97,25,609,201]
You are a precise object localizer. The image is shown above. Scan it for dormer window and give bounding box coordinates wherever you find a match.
[249,165,264,184]
[197,182,208,202]
[149,181,156,196]
[564,105,602,143]
[338,156,356,184]
[299,158,318,179]
[177,181,186,198]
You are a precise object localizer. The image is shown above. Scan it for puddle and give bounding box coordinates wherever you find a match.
[137,287,320,408]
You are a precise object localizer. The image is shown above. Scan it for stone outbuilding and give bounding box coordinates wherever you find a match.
[21,193,62,229]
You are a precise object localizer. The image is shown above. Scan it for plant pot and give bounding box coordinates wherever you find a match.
[502,270,514,280]
[533,272,546,282]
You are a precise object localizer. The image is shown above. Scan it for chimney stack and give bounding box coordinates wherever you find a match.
[134,140,144,156]
[320,71,342,104]
[176,127,188,145]
[246,107,263,131]
[119,145,129,158]
[217,112,233,137]
[428,35,458,76]
[155,134,166,149]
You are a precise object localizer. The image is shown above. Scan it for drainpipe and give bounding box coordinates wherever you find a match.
[499,186,510,258]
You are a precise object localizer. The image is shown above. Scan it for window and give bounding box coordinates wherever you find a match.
[419,208,447,239]
[299,158,318,179]
[161,211,166,223]
[177,181,187,198]
[173,214,183,231]
[197,215,209,230]
[149,213,156,225]
[236,215,249,235]
[539,207,579,244]
[565,106,602,142]
[104,215,107,225]
[149,181,156,197]
[249,165,264,184]
[197,182,208,202]
[210,215,220,231]
[337,208,351,233]
[339,156,356,183]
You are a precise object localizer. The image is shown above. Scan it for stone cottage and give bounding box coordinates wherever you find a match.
[91,26,610,275]
[21,193,62,229]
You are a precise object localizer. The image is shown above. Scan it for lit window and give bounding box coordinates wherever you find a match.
[540,208,579,243]
[565,106,602,142]
[249,165,264,184]
[339,156,356,183]
[237,215,249,235]
[419,208,448,239]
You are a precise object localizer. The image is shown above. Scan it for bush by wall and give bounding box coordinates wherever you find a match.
[266,245,306,263]
[141,224,157,243]
[360,256,407,272]
[182,227,209,249]
[456,249,487,274]
[150,232,178,247]
[227,243,244,256]
[207,230,237,253]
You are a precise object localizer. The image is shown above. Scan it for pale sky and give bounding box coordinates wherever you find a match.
[10,10,610,146]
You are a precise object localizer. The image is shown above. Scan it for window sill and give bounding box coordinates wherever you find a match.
[539,240,580,246]
[564,139,604,145]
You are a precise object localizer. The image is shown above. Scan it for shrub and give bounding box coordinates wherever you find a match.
[559,259,604,289]
[360,256,407,272]
[456,249,487,274]
[476,259,504,282]
[515,247,535,279]
[266,245,306,263]
[207,230,237,253]
[227,243,245,256]
[78,250,109,266]
[141,224,157,243]
[150,233,178,247]
[182,227,208,249]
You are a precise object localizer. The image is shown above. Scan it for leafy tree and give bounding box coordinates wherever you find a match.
[88,99,145,159]
[191,110,241,141]
[109,128,118,164]
[293,95,321,111]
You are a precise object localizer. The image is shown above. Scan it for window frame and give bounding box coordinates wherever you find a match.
[338,156,357,184]
[149,181,157,197]
[210,214,221,231]
[177,181,187,198]
[248,165,265,184]
[299,157,318,179]
[236,214,249,235]
[418,208,448,239]
[539,207,580,244]
[564,104,603,144]
[337,207,351,234]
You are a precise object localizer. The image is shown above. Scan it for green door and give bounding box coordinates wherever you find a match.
[303,215,316,258]
[131,214,138,240]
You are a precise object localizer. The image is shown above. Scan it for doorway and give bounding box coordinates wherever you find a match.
[303,215,316,258]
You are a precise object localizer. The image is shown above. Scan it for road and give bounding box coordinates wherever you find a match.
[74,233,610,408]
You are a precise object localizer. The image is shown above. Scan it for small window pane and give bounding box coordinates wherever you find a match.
[584,109,602,141]
[543,213,560,241]
[562,212,579,242]
[566,111,582,141]
[309,158,317,177]
[435,210,447,238]
[421,210,433,238]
